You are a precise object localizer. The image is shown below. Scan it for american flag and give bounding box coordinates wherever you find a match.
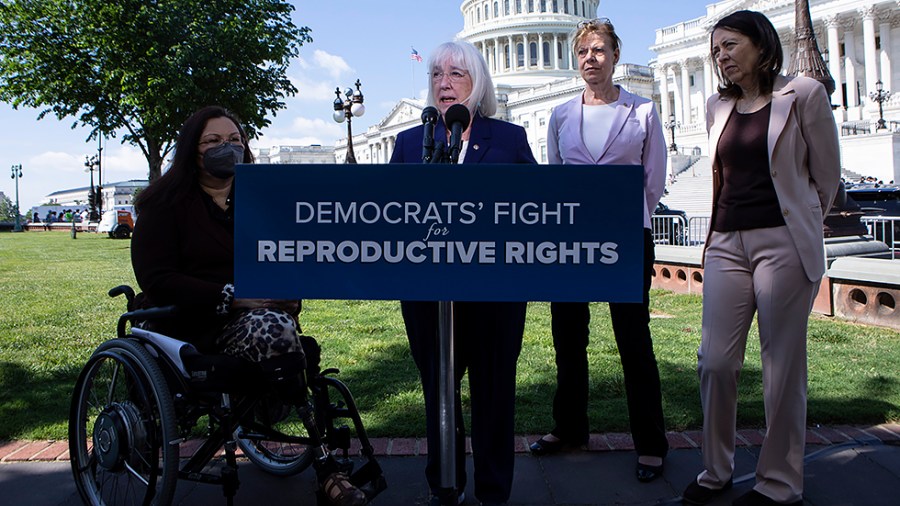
[410,47,423,62]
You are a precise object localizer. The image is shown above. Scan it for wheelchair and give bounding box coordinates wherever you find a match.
[68,285,386,505]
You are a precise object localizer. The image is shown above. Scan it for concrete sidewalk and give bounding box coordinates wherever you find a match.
[2,424,899,505]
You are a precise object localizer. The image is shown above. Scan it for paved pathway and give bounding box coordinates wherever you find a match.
[2,424,900,505]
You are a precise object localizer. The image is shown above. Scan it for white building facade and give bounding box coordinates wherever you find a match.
[652,0,900,181]
[334,0,661,165]
[323,0,899,181]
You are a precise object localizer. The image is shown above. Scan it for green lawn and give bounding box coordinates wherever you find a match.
[1,232,898,440]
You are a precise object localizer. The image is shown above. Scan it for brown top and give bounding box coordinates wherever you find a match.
[712,102,785,232]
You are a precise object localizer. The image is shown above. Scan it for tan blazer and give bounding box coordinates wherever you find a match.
[705,75,841,282]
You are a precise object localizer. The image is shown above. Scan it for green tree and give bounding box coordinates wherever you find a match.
[0,0,311,181]
[0,194,18,222]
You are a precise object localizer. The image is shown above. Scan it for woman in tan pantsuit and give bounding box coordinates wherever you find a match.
[680,10,840,506]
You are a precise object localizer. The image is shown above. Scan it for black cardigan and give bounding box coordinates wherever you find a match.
[131,183,234,351]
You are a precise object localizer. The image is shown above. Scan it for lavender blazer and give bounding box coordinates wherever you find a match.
[705,75,841,281]
[547,86,667,228]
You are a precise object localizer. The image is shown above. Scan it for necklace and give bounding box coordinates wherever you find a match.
[736,93,768,114]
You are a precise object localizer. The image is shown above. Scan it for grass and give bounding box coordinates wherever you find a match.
[1,232,899,440]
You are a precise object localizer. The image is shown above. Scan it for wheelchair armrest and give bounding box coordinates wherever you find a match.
[117,305,178,337]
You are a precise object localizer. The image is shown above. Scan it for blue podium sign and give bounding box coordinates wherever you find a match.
[234,163,644,302]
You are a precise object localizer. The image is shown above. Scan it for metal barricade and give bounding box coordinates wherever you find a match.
[650,214,688,245]
[687,216,710,246]
[860,216,900,258]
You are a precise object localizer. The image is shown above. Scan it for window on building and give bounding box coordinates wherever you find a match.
[517,43,524,67]
[484,4,489,19]
[530,42,537,65]
[875,36,881,50]
[557,41,563,60]
[563,0,568,13]
[523,120,530,128]
[540,144,547,163]
[516,0,522,13]
[504,0,510,15]
[505,45,511,69]
[552,0,558,12]
[543,41,551,66]
[689,75,694,87]
[539,117,546,126]
[477,9,481,22]
[494,1,499,17]
[540,0,546,12]
[528,0,534,12]
[573,1,577,16]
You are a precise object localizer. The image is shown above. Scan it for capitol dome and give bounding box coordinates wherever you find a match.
[458,0,600,87]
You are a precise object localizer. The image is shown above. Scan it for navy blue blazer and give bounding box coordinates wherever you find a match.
[389,113,537,165]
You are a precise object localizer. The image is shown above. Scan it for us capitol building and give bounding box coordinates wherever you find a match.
[259,0,899,182]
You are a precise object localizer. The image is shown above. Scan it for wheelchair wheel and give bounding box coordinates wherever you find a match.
[69,338,179,506]
[235,394,316,477]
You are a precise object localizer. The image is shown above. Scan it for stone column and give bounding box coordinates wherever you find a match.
[538,33,545,70]
[843,19,859,108]
[680,59,692,124]
[657,64,671,125]
[825,15,845,109]
[553,33,560,70]
[861,5,879,97]
[878,11,893,91]
[671,62,683,125]
[702,55,714,117]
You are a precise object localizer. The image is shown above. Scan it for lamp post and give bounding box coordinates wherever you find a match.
[869,80,892,131]
[333,79,366,164]
[664,113,680,153]
[9,164,22,232]
[84,155,100,221]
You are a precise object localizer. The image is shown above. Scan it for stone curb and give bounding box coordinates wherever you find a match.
[2,423,898,463]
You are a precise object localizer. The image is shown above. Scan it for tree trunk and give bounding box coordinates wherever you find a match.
[146,138,164,182]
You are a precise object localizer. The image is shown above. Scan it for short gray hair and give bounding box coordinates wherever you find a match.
[426,41,498,118]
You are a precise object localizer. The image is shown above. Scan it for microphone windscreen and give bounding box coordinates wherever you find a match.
[421,106,438,124]
[444,104,470,128]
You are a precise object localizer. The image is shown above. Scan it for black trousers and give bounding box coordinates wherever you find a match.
[549,228,668,457]
[401,300,526,504]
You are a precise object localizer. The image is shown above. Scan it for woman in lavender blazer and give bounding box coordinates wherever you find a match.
[530,17,669,484]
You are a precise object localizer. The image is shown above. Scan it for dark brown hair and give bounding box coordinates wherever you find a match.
[135,106,253,213]
[710,10,783,99]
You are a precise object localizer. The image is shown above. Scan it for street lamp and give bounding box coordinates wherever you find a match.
[869,80,892,131]
[333,79,366,164]
[84,155,100,221]
[664,113,680,153]
[10,164,22,232]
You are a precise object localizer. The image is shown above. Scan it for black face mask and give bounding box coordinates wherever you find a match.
[203,143,244,179]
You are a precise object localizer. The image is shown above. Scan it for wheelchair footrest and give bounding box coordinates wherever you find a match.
[350,459,387,500]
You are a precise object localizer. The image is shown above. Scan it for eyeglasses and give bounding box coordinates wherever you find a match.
[577,17,614,30]
[198,135,243,148]
[430,70,469,83]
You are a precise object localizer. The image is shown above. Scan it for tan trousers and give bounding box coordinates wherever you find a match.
[696,226,819,503]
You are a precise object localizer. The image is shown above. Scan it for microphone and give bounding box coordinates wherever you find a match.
[421,106,438,163]
[444,104,470,165]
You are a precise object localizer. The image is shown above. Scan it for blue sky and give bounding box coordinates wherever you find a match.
[0,0,714,210]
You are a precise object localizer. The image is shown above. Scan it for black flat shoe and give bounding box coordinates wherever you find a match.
[682,477,733,505]
[528,435,583,456]
[636,461,664,482]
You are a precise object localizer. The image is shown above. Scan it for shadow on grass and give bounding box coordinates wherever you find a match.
[0,360,81,440]
[2,343,898,440]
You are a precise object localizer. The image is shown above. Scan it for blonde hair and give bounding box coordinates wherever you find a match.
[572,17,622,59]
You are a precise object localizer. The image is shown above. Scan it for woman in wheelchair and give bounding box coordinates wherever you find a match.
[120,105,367,506]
